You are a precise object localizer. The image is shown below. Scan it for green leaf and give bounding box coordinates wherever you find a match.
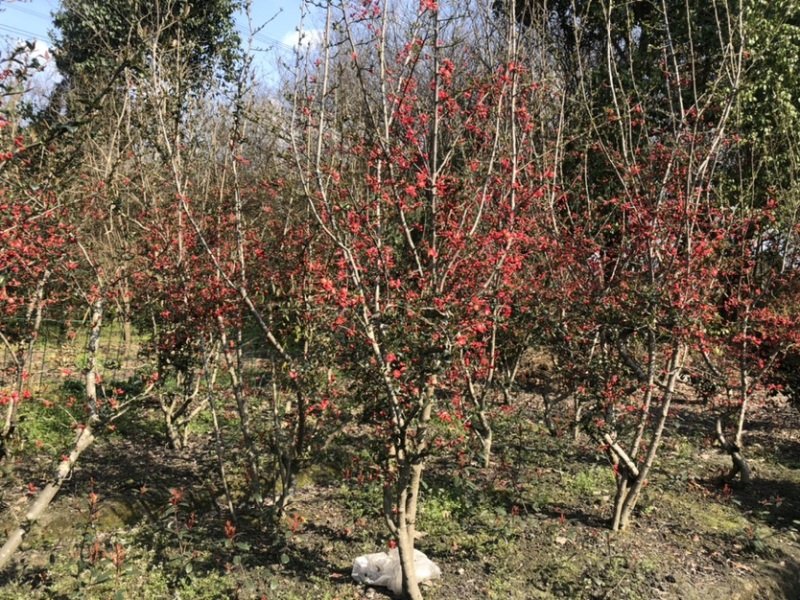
[92,571,112,584]
[280,553,290,565]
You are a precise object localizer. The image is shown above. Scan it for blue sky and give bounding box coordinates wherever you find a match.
[0,0,313,82]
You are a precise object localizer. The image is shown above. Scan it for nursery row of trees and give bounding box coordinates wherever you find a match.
[3,0,800,597]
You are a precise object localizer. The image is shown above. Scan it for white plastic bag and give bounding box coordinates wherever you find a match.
[351,548,441,595]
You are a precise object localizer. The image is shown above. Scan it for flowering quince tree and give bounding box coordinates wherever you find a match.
[0,50,71,453]
[132,199,240,451]
[0,45,152,569]
[289,1,556,597]
[120,27,344,511]
[534,0,747,530]
[241,190,345,509]
[0,154,64,451]
[691,198,800,484]
[546,138,733,530]
[162,74,339,511]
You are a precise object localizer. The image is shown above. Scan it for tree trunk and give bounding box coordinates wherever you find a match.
[611,472,630,532]
[163,408,183,451]
[220,323,263,504]
[388,458,426,600]
[715,416,752,485]
[115,269,133,353]
[269,364,296,514]
[573,400,583,441]
[612,344,684,531]
[200,338,235,519]
[383,384,434,600]
[121,289,133,352]
[85,298,105,420]
[0,425,96,570]
[476,409,493,469]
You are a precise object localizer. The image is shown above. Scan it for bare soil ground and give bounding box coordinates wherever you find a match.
[0,392,799,599]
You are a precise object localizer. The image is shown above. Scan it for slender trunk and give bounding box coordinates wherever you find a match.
[388,455,425,600]
[294,383,307,458]
[614,345,684,530]
[200,339,235,519]
[715,416,752,485]
[735,321,750,447]
[713,336,752,485]
[120,282,133,352]
[732,363,751,485]
[399,456,428,600]
[85,298,105,420]
[573,399,583,441]
[629,331,658,461]
[220,322,263,504]
[272,368,296,515]
[157,377,184,451]
[464,351,494,467]
[735,376,749,448]
[476,409,493,469]
[383,383,435,600]
[163,409,183,451]
[113,267,133,353]
[611,472,629,532]
[0,426,96,570]
[162,366,209,452]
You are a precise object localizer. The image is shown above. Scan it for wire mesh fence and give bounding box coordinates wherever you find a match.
[1,313,142,396]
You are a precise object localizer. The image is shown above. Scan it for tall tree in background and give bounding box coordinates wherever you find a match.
[52,0,241,84]
[40,0,242,171]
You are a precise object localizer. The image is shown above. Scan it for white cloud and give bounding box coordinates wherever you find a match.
[27,39,53,64]
[6,38,54,67]
[5,38,62,105]
[280,28,324,50]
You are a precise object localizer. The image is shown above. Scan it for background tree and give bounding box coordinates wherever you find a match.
[52,0,241,86]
